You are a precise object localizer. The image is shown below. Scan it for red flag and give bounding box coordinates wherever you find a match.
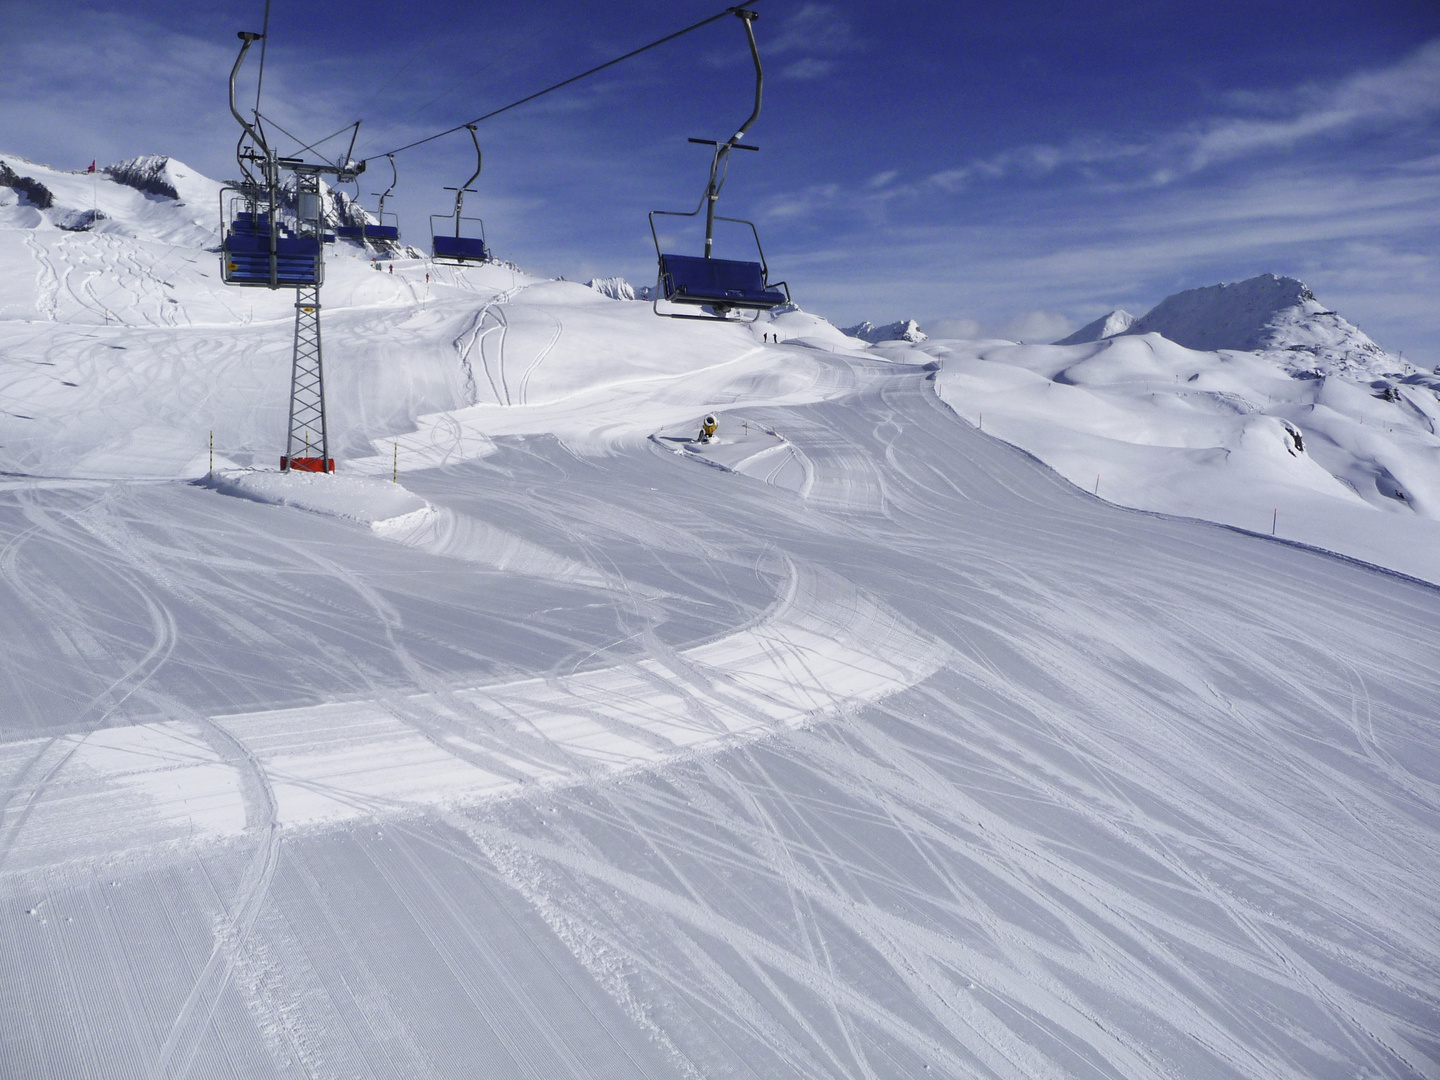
[86,160,95,173]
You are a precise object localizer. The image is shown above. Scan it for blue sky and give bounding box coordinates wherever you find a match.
[3,0,1438,361]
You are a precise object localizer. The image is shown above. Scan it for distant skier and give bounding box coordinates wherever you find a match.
[698,414,718,444]
[388,264,394,274]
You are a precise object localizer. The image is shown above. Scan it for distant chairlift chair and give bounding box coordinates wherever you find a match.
[336,154,400,246]
[431,125,489,263]
[650,8,788,321]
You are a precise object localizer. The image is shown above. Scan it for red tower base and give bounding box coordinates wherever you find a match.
[281,456,335,473]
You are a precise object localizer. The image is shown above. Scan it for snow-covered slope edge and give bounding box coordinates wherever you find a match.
[916,330,1440,584]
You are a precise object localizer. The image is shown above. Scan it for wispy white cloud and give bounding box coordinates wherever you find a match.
[1180,39,1440,170]
[780,58,835,81]
[0,12,239,175]
[994,310,1073,342]
[786,153,1440,363]
[922,37,1440,193]
[926,317,984,339]
[759,3,855,82]
[767,4,857,58]
[746,35,1440,363]
[761,183,844,220]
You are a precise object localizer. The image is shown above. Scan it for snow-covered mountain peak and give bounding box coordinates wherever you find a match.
[1123,273,1399,377]
[1053,309,1135,345]
[0,151,220,245]
[587,276,637,301]
[106,156,185,202]
[842,318,928,344]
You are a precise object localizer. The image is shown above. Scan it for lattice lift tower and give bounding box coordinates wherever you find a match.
[218,29,363,472]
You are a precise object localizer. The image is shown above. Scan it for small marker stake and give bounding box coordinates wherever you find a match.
[393,441,398,483]
[1095,475,1100,495]
[979,411,983,431]
[209,430,213,479]
[1272,508,1277,536]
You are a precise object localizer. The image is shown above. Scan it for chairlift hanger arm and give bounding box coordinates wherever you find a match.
[228,32,269,161]
[451,126,482,218]
[698,9,764,257]
[730,9,763,146]
[460,126,482,213]
[709,10,763,169]
[371,154,398,201]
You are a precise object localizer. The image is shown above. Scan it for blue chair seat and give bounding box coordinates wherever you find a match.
[433,235,488,262]
[336,224,399,243]
[223,233,321,286]
[659,254,786,309]
[231,212,272,236]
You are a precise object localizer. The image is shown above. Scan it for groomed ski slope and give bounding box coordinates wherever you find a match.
[1,176,1439,1078]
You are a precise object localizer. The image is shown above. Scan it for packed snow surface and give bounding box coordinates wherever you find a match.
[2,158,1438,1080]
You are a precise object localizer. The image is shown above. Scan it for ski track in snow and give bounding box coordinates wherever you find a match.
[0,557,946,851]
[0,218,1438,1076]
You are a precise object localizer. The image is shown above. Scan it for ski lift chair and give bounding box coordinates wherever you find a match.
[650,9,788,321]
[335,220,396,243]
[218,34,322,288]
[431,126,489,263]
[651,211,788,317]
[220,189,323,288]
[337,154,401,244]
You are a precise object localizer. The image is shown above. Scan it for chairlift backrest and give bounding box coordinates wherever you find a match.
[659,254,778,306]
